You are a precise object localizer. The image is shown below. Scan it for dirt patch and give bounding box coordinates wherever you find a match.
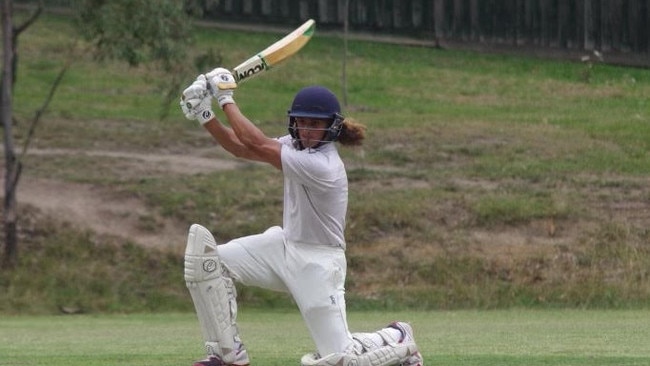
[17,178,186,250]
[26,148,243,176]
[7,148,650,270]
[11,148,244,251]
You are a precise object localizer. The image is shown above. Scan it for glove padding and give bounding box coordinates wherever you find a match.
[180,75,215,125]
[205,67,237,109]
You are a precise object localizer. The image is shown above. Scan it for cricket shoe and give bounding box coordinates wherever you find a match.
[192,354,249,366]
[192,356,227,366]
[192,343,250,366]
[389,321,424,366]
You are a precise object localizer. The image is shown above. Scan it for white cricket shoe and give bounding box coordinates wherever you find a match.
[389,322,424,366]
[192,342,250,366]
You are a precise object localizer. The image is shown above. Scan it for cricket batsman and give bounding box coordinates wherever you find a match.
[180,68,424,366]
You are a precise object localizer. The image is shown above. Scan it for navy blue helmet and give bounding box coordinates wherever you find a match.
[287,86,344,148]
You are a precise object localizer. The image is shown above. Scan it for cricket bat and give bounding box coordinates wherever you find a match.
[232,19,316,83]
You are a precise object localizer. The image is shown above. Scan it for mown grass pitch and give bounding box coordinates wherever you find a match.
[2,309,649,366]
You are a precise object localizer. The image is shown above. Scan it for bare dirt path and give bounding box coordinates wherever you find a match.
[19,177,186,249]
[14,148,244,251]
[8,147,650,260]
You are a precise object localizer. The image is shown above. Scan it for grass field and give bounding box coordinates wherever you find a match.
[1,10,650,366]
[3,7,650,313]
[2,309,650,366]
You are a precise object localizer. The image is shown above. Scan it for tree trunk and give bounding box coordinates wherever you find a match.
[1,0,18,268]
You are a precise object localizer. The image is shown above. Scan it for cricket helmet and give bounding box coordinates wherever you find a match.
[287,85,344,148]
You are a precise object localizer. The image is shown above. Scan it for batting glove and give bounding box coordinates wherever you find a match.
[206,67,237,109]
[180,75,215,125]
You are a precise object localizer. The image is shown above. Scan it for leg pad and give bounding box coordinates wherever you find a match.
[185,224,239,364]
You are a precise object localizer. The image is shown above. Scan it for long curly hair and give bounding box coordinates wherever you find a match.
[337,118,366,146]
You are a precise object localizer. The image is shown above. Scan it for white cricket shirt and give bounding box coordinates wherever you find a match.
[278,135,348,249]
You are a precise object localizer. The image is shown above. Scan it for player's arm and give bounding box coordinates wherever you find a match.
[220,104,282,170]
[203,118,279,167]
[206,68,282,170]
[180,74,279,167]
[202,119,252,158]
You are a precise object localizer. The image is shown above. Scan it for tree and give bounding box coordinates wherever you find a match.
[76,0,214,117]
[1,0,16,268]
[1,0,214,268]
[2,0,43,268]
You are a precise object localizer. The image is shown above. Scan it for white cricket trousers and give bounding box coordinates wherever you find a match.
[218,226,354,356]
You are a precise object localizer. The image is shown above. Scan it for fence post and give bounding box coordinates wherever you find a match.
[433,0,445,40]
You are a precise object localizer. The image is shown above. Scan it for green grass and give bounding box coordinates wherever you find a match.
[3,11,650,313]
[2,12,650,365]
[2,310,650,365]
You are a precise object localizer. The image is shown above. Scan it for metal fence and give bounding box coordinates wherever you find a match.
[202,0,650,56]
[16,0,650,63]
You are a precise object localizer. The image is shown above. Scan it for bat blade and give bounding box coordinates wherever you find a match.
[232,19,315,83]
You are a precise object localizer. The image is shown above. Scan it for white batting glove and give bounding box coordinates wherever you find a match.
[205,67,237,109]
[180,75,215,125]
